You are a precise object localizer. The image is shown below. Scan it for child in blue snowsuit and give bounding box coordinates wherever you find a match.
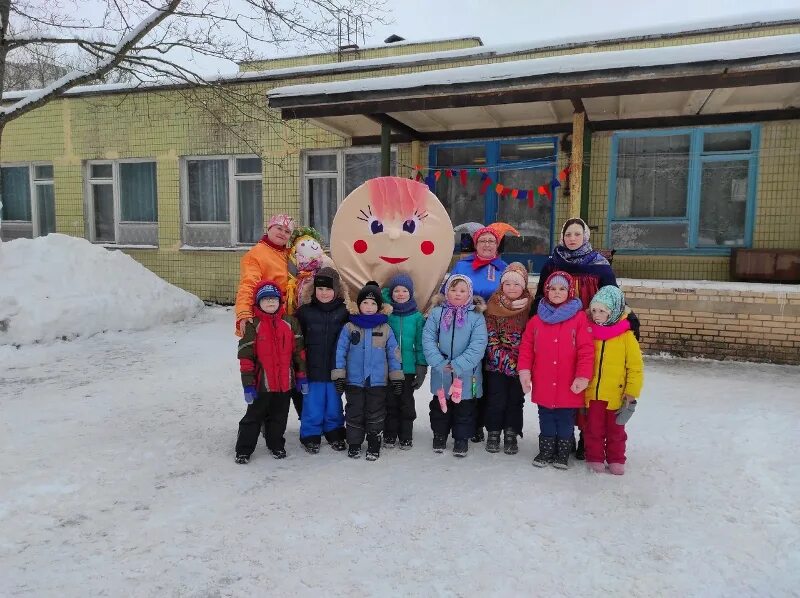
[332,282,404,462]
[294,267,348,454]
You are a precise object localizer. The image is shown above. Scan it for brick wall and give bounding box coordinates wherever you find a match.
[622,279,800,365]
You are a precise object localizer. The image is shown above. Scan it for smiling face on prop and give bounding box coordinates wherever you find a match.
[330,177,454,309]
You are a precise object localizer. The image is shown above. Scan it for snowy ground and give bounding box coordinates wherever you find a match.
[1,306,799,597]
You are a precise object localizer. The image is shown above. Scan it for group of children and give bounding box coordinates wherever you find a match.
[234,262,643,475]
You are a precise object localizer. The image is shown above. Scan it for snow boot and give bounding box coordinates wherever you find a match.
[575,432,585,461]
[471,428,485,443]
[532,436,556,468]
[383,435,397,449]
[270,448,287,459]
[503,428,519,455]
[485,431,501,453]
[365,433,381,461]
[301,436,321,454]
[329,439,347,452]
[588,462,606,473]
[553,438,572,469]
[453,438,469,457]
[608,462,625,475]
[235,454,250,465]
[433,434,447,453]
[348,444,362,459]
[399,438,413,450]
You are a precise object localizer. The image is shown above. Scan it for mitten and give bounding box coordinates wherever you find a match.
[412,364,427,390]
[449,378,463,404]
[392,379,403,396]
[243,385,257,404]
[436,388,448,414]
[615,399,637,425]
[334,378,346,395]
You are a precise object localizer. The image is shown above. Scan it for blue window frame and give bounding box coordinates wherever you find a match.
[429,137,558,272]
[608,125,760,254]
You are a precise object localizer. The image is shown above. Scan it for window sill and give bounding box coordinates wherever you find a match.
[180,245,252,252]
[101,243,159,250]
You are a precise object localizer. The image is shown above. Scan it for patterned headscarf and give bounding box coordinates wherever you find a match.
[268,214,295,232]
[553,217,608,266]
[442,274,473,330]
[590,285,626,325]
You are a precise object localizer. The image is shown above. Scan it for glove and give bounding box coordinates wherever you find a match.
[243,385,257,404]
[334,378,346,395]
[615,397,637,425]
[518,370,532,395]
[392,379,403,396]
[301,383,309,396]
[412,364,427,390]
[570,377,589,394]
[449,378,463,404]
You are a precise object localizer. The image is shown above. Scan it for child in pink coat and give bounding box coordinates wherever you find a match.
[518,271,594,469]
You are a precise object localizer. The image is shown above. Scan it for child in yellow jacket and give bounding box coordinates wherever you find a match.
[584,286,644,475]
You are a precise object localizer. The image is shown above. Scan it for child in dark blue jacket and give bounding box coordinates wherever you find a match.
[332,282,404,461]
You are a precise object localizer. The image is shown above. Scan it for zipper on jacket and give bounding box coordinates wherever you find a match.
[595,340,606,401]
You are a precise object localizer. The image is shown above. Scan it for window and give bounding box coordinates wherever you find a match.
[0,163,55,241]
[609,126,759,252]
[85,160,158,245]
[302,148,396,244]
[182,155,262,247]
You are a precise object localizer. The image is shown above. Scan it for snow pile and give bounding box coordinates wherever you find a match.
[0,234,203,345]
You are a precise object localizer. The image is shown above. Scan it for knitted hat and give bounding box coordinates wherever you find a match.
[590,285,626,325]
[387,272,414,296]
[268,213,295,232]
[561,217,590,244]
[472,226,501,246]
[256,282,282,303]
[500,262,528,287]
[357,281,383,310]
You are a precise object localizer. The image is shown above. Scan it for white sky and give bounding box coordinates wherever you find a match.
[70,0,800,77]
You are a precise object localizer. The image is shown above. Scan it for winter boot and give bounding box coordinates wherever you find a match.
[432,434,447,453]
[575,432,585,461]
[301,436,321,454]
[383,435,397,449]
[553,438,572,469]
[485,431,501,453]
[503,429,519,455]
[532,436,556,468]
[270,448,287,459]
[471,428,485,443]
[235,454,250,465]
[330,440,347,452]
[608,462,625,475]
[347,444,362,459]
[365,433,381,461]
[453,438,469,457]
[588,462,606,473]
[399,438,413,450]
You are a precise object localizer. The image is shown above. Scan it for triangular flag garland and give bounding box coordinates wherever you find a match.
[410,165,570,207]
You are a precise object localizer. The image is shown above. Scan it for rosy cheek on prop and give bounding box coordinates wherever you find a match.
[420,240,435,255]
[354,239,368,254]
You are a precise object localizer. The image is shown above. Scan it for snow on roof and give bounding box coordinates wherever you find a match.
[0,234,203,346]
[2,9,799,102]
[269,34,800,99]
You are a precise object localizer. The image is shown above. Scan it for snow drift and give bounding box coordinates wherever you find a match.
[0,234,203,345]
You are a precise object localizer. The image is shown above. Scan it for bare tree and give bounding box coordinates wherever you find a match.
[0,0,388,228]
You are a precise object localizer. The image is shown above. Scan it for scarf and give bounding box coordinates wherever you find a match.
[553,241,608,266]
[592,317,630,340]
[261,234,288,252]
[471,255,496,271]
[391,297,418,315]
[486,289,531,318]
[350,313,388,329]
[537,298,583,324]
[442,301,471,330]
[311,296,344,313]
[253,307,293,392]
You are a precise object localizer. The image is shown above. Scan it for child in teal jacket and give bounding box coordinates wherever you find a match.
[381,273,427,449]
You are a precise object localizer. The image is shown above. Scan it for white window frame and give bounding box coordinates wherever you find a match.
[84,158,158,246]
[300,147,396,229]
[180,154,263,247]
[0,161,54,239]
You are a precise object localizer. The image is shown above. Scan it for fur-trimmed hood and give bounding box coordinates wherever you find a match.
[345,299,394,316]
[429,293,487,313]
[299,265,345,306]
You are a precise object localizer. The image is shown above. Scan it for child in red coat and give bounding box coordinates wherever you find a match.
[518,271,594,469]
